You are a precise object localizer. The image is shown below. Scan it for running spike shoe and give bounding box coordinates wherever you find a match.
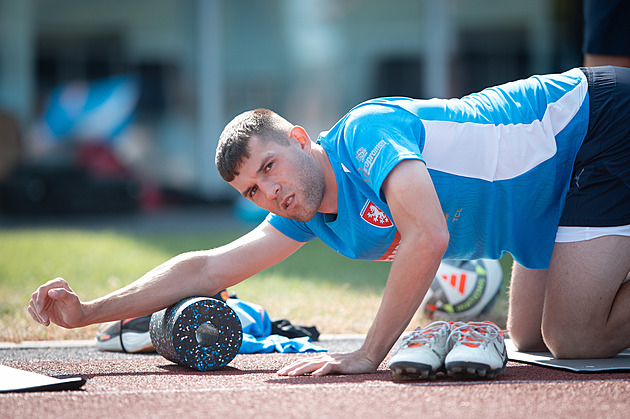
[388,321,454,380]
[444,321,508,379]
[96,315,154,353]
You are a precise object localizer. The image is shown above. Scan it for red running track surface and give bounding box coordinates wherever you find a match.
[2,351,629,419]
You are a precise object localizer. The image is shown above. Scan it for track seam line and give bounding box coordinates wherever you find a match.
[73,378,630,395]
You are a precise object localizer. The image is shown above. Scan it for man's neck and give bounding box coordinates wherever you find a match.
[312,143,338,215]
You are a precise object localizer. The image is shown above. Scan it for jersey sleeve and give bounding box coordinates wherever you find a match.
[338,102,426,200]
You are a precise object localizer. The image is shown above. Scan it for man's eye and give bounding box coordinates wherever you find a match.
[264,162,273,173]
[249,186,258,198]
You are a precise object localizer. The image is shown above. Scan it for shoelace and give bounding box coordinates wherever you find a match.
[404,321,451,348]
[450,321,504,349]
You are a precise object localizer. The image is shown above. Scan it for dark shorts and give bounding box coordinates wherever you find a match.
[558,66,630,227]
[582,0,630,56]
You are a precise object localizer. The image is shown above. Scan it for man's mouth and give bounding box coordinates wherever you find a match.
[282,194,294,211]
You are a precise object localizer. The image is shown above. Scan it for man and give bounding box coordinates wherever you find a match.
[29,66,630,377]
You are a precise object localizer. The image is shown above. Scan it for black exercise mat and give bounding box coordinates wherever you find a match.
[506,338,630,372]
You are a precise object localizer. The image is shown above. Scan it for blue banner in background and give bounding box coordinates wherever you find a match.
[43,75,139,144]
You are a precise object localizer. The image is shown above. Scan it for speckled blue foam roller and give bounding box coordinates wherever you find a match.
[149,297,243,371]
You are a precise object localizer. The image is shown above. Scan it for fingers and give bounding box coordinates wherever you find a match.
[47,287,73,302]
[312,363,336,377]
[277,355,339,377]
[27,304,47,326]
[277,351,379,377]
[27,277,70,326]
[33,278,69,310]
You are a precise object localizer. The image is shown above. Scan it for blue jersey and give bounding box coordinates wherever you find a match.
[267,68,590,269]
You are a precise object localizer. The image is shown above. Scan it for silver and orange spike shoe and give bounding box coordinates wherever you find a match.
[445,321,508,379]
[388,321,455,380]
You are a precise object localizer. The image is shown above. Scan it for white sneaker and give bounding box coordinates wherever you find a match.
[388,321,453,380]
[444,321,507,379]
[95,315,154,353]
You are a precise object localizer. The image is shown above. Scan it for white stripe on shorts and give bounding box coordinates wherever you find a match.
[555,223,630,243]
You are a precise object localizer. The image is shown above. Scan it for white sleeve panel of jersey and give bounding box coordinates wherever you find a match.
[421,68,588,182]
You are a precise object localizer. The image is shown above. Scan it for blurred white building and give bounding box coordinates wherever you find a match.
[0,0,583,204]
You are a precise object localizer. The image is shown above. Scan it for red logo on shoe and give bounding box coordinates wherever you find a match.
[361,201,393,228]
[441,273,467,295]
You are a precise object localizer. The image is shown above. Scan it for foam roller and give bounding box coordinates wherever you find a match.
[149,296,243,371]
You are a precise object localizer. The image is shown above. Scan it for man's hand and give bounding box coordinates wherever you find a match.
[277,350,378,377]
[28,278,86,329]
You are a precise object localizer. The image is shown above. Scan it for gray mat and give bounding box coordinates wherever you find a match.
[506,338,630,372]
[0,365,86,392]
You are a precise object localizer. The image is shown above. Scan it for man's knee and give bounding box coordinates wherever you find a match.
[508,323,547,352]
[507,309,546,352]
[541,325,579,358]
[541,322,617,359]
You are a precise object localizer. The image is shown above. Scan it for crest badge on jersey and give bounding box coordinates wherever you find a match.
[360,200,393,228]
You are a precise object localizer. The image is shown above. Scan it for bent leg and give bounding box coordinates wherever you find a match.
[507,263,548,352]
[542,236,630,358]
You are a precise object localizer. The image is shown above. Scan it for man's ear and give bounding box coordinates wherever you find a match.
[289,126,312,151]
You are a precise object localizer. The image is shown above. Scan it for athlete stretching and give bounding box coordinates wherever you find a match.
[29,66,630,376]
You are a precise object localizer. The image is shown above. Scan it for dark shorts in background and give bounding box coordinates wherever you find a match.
[582,0,630,56]
[559,66,630,227]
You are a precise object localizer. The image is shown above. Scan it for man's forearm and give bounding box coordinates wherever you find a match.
[81,250,216,326]
[360,238,445,365]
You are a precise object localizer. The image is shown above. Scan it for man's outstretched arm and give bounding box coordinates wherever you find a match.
[278,159,448,376]
[28,221,304,329]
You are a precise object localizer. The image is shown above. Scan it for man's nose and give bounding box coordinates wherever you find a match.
[261,181,280,200]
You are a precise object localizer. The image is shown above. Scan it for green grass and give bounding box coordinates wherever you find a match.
[0,228,512,342]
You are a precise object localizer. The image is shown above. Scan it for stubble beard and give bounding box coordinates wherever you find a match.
[289,154,326,222]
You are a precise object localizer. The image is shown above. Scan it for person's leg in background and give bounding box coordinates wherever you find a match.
[583,0,630,67]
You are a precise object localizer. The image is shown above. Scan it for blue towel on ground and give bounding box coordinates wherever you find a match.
[226,298,327,354]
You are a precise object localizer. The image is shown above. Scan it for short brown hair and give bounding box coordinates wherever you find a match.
[215,109,293,182]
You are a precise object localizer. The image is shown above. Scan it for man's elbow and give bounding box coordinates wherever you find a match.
[433,229,450,257]
[422,226,449,259]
